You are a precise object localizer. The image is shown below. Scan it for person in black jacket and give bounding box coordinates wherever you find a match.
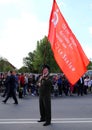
[77,77,84,96]
[2,70,18,104]
[37,64,52,126]
[1,72,10,97]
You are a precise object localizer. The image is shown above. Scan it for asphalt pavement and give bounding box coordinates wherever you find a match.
[0,93,92,130]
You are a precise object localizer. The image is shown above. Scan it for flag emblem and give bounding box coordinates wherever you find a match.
[48,0,90,85]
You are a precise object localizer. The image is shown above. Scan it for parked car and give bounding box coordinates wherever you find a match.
[84,70,92,79]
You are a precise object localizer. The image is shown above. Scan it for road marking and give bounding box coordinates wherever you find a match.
[0,118,92,124]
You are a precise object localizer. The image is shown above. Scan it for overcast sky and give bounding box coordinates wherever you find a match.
[0,0,92,69]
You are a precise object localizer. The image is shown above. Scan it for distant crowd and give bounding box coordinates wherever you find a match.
[0,72,92,98]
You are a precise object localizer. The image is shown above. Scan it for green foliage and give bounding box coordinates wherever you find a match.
[0,57,14,72]
[23,52,35,72]
[23,36,61,73]
[21,36,92,73]
[1,36,91,73]
[18,66,30,73]
[87,60,92,70]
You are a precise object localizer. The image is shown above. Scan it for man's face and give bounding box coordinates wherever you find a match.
[13,71,16,75]
[42,68,49,76]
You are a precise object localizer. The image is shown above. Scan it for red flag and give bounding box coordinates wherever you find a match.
[48,0,90,85]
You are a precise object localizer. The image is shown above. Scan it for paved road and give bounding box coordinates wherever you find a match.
[0,94,92,130]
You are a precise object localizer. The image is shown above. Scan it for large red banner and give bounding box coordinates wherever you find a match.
[48,0,89,85]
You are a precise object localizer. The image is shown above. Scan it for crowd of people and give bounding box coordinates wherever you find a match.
[52,74,92,96]
[0,69,92,126]
[0,71,92,99]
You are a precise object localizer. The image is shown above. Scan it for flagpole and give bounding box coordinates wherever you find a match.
[43,0,56,65]
[43,39,47,65]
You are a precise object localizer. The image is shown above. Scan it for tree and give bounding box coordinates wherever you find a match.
[18,66,29,73]
[0,57,15,72]
[23,36,61,73]
[23,52,35,72]
[87,60,92,70]
[26,36,61,73]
